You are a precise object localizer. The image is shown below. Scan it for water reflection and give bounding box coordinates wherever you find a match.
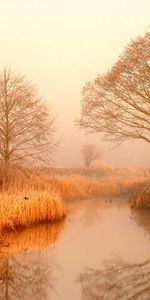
[0,221,65,299]
[68,198,112,227]
[0,221,65,256]
[0,200,150,300]
[78,258,150,300]
[78,207,150,300]
[0,254,52,300]
[131,209,150,238]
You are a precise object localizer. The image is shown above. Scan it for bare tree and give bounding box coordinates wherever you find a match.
[82,144,101,168]
[0,67,57,179]
[78,32,150,144]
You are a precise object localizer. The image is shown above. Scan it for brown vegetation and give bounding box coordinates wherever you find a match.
[0,165,148,233]
[48,175,146,200]
[130,183,150,209]
[1,165,147,199]
[0,191,66,232]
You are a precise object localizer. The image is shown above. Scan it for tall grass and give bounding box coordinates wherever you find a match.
[0,191,66,232]
[0,165,148,233]
[1,165,146,199]
[48,175,146,200]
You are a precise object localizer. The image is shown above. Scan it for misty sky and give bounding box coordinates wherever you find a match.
[0,0,150,167]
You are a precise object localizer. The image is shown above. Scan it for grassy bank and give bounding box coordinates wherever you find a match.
[0,191,66,232]
[0,165,148,232]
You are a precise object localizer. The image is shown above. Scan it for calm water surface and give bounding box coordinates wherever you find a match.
[0,198,150,299]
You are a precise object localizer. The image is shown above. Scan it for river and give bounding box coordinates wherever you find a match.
[0,198,150,299]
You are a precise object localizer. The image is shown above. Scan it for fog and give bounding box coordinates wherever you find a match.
[0,0,149,167]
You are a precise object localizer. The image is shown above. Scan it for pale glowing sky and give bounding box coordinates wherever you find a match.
[0,0,150,166]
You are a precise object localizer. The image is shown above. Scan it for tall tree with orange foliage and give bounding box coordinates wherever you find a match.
[78,32,150,144]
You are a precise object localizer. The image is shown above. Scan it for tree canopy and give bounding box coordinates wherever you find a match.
[78,32,150,144]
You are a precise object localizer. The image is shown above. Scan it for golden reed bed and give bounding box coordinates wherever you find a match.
[0,166,148,232]
[49,175,146,200]
[0,191,66,232]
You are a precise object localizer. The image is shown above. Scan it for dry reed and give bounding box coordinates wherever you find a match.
[45,175,147,200]
[0,165,148,232]
[0,191,66,232]
[2,166,146,200]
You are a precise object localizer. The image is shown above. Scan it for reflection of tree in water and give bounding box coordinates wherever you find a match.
[79,209,150,300]
[0,254,52,300]
[79,259,150,300]
[0,221,65,299]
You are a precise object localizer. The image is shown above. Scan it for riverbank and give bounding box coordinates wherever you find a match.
[0,166,148,232]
